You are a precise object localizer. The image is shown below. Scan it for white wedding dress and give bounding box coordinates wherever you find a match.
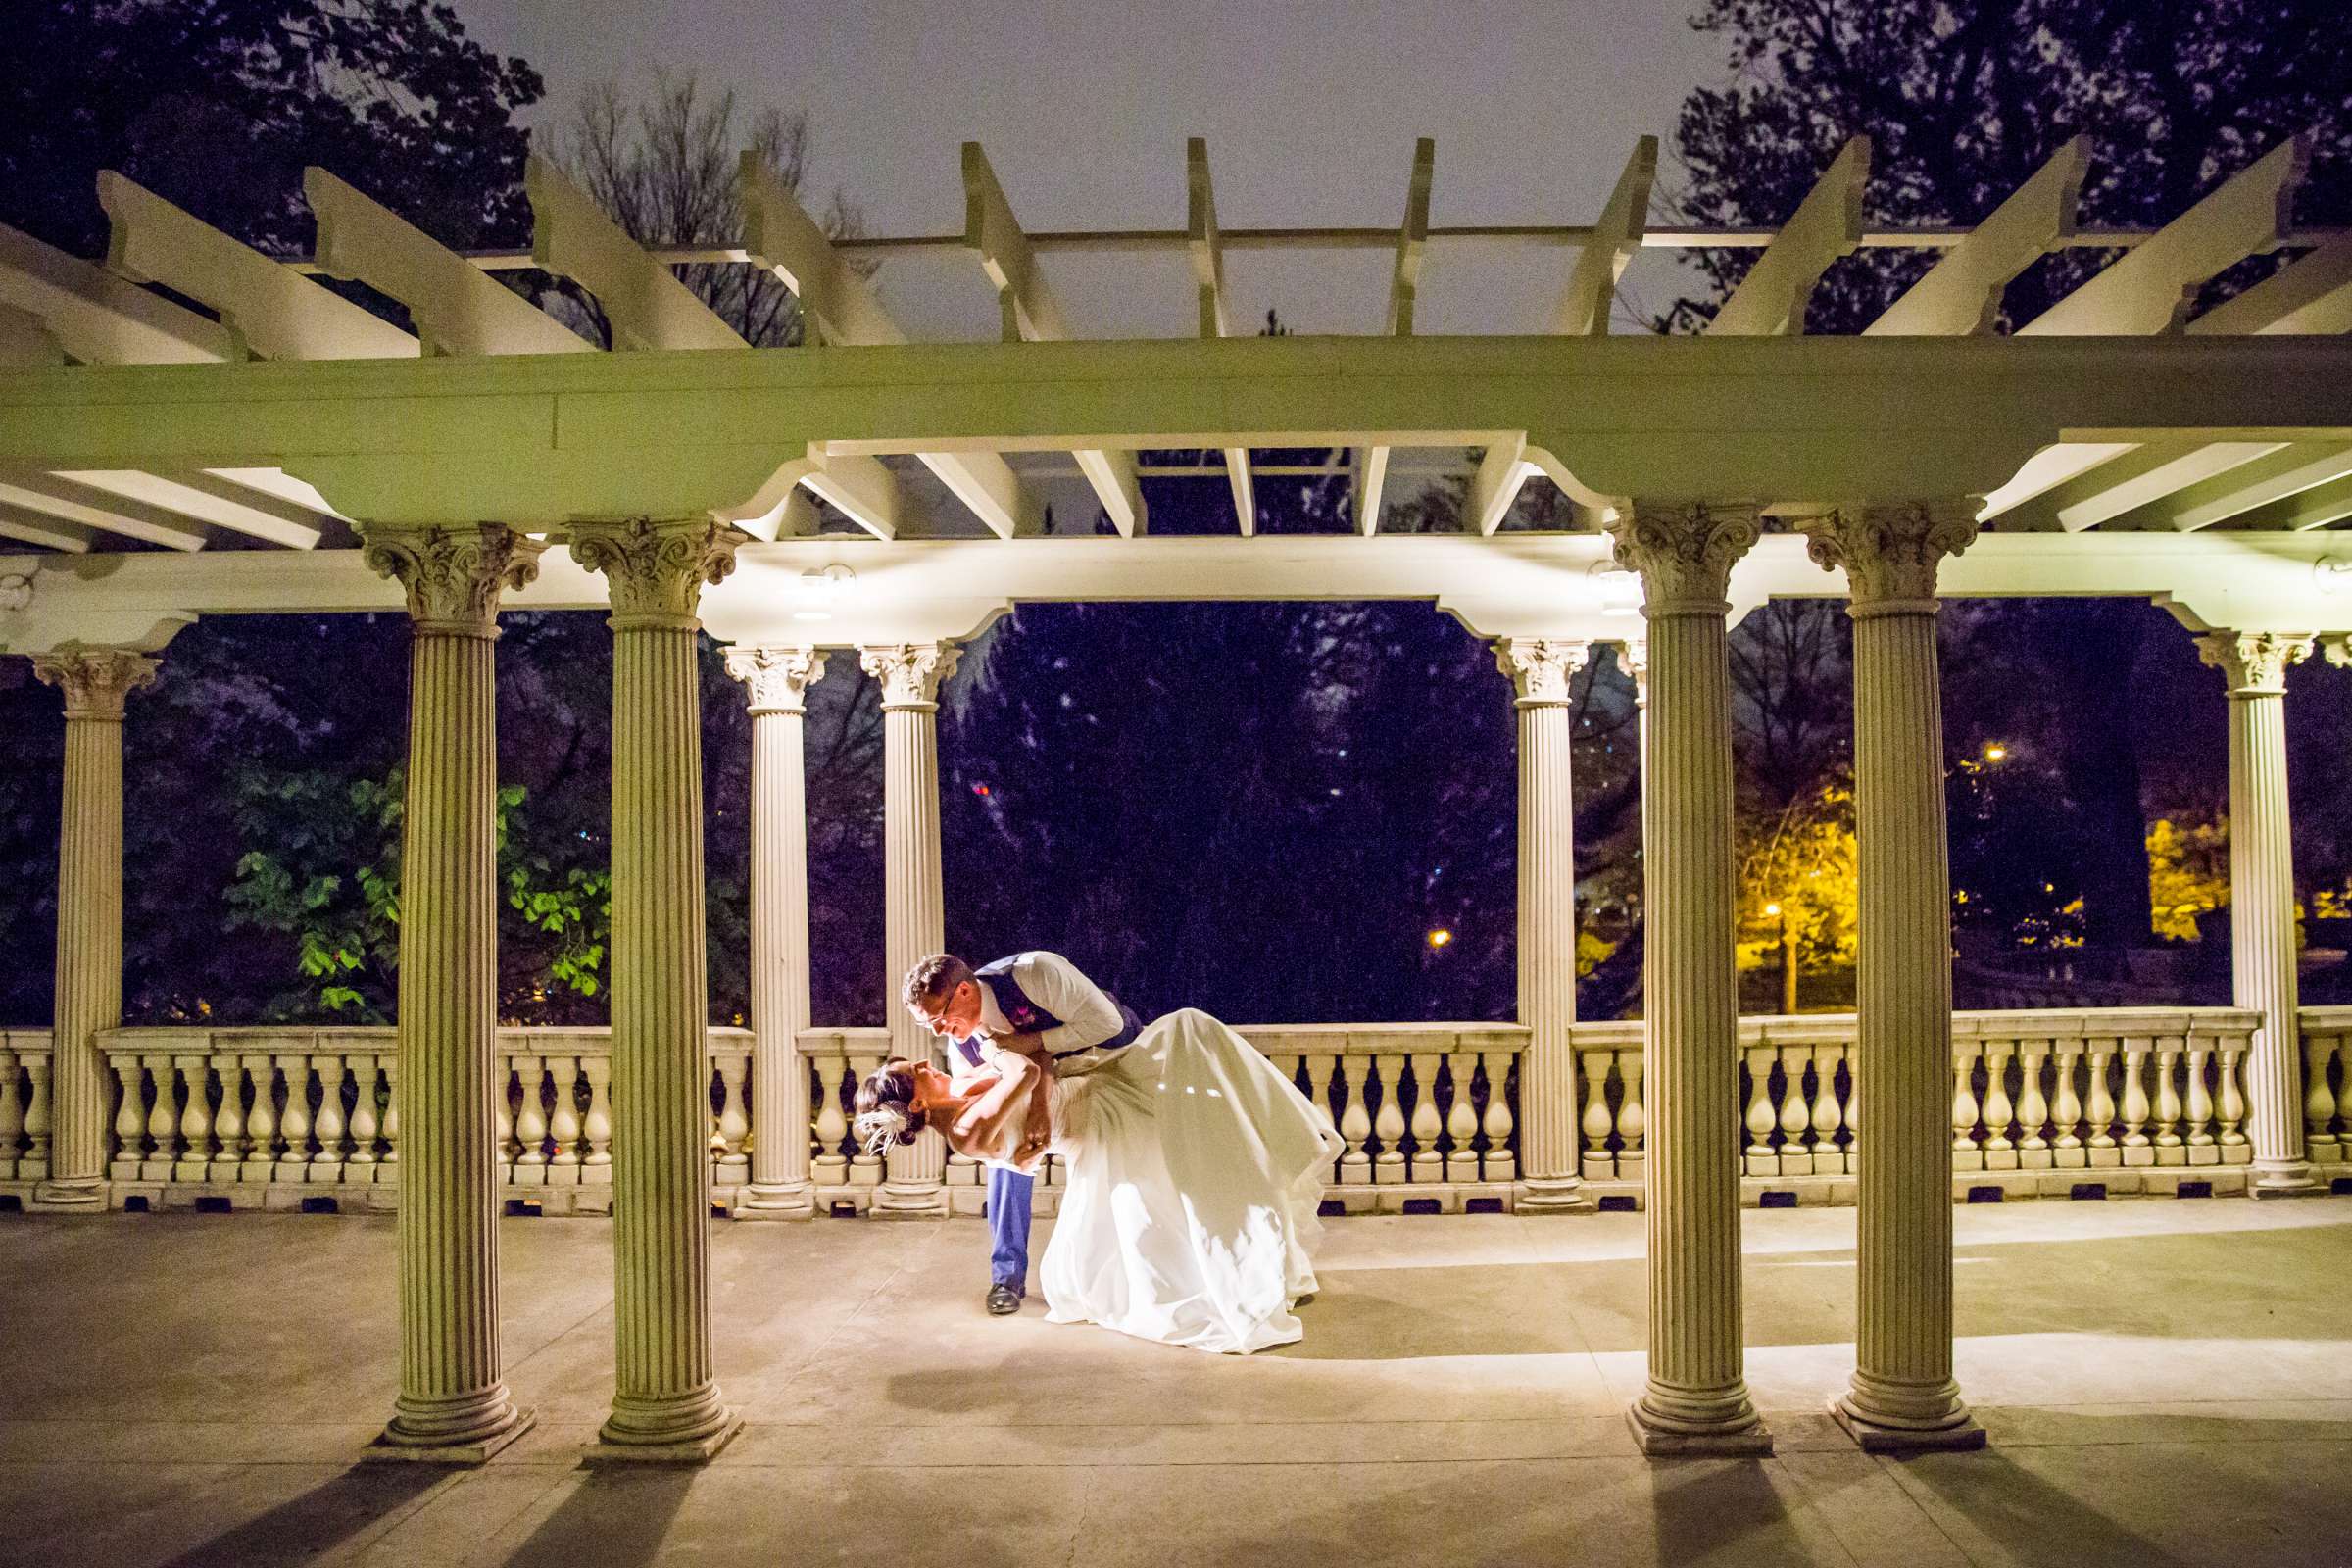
[1013,1008,1341,1354]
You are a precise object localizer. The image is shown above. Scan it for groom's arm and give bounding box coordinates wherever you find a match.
[1012,952,1125,1058]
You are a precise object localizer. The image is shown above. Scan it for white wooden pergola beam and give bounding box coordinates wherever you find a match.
[0,503,95,552]
[526,155,745,352]
[2017,439,2289,532]
[52,469,325,550]
[200,467,351,521]
[2112,442,2352,532]
[1866,137,2086,336]
[97,172,416,362]
[1466,432,1533,535]
[1708,136,1870,336]
[798,450,902,541]
[0,223,232,365]
[2021,135,2308,336]
[961,142,1143,535]
[2208,468,2352,532]
[0,302,62,364]
[2189,232,2352,336]
[1188,138,1256,536]
[1550,137,1654,335]
[1356,138,1436,536]
[0,475,209,552]
[740,155,1034,540]
[306,169,590,358]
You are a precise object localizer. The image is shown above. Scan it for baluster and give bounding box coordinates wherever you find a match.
[2304,1031,2343,1166]
[2050,1043,2086,1168]
[1950,1044,1984,1170]
[0,1050,22,1178]
[242,1055,279,1184]
[847,1051,884,1187]
[140,1053,176,1182]
[1744,1046,1778,1175]
[109,1055,145,1181]
[810,1057,849,1189]
[1616,1050,1646,1182]
[311,1054,349,1185]
[1405,1051,1444,1183]
[714,1051,751,1187]
[1337,1057,1373,1184]
[2216,1038,2250,1159]
[173,1054,214,1184]
[1979,1040,2017,1170]
[545,1055,581,1185]
[21,1057,49,1179]
[2152,1037,2186,1164]
[511,1054,549,1186]
[1481,1051,1517,1182]
[1777,1043,1811,1174]
[1444,1050,1481,1184]
[1304,1054,1342,1184]
[345,1054,380,1181]
[1372,1055,1408,1183]
[2014,1039,2051,1170]
[1580,1048,1615,1179]
[2184,1038,2219,1164]
[493,1054,519,1185]
[580,1054,612,1183]
[2084,1040,2120,1167]
[1838,1049,1858,1171]
[377,1056,400,1176]
[274,1053,314,1182]
[1808,1045,1843,1175]
[210,1059,247,1184]
[2118,1034,2155,1167]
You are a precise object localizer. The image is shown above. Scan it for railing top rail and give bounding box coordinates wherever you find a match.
[0,1029,51,1055]
[1569,1004,2264,1051]
[92,1023,757,1058]
[2297,1005,2352,1031]
[793,1021,1532,1057]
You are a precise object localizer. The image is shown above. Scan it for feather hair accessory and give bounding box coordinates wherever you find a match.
[853,1104,909,1158]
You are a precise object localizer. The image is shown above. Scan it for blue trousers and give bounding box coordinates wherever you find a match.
[987,1164,1034,1293]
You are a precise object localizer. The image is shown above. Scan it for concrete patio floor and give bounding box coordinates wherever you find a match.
[2,1197,2350,1568]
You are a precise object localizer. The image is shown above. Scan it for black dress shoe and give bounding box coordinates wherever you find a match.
[986,1283,1022,1316]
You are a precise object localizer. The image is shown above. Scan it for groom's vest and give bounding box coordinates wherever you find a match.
[955,956,1144,1070]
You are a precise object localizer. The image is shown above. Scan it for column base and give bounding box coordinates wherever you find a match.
[1831,1395,1985,1452]
[2250,1160,2322,1198]
[1627,1400,1773,1458]
[870,1182,949,1218]
[587,1411,743,1466]
[29,1177,106,1211]
[732,1181,816,1220]
[1512,1176,1594,1214]
[368,1408,536,1466]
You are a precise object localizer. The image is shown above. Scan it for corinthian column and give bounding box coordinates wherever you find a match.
[1604,502,1770,1456]
[859,641,960,1217]
[2197,629,2318,1197]
[1802,502,1985,1451]
[724,646,827,1219]
[361,524,543,1460]
[571,516,744,1461]
[1495,639,1592,1212]
[30,648,158,1210]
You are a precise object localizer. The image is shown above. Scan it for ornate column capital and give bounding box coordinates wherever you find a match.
[568,517,742,630]
[2197,630,2313,696]
[858,642,961,710]
[724,646,828,714]
[1617,639,1648,710]
[1800,501,1980,612]
[1604,502,1761,615]
[1494,638,1591,707]
[31,646,159,720]
[361,523,547,637]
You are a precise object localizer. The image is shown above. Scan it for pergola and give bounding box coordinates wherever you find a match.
[4,127,2352,1468]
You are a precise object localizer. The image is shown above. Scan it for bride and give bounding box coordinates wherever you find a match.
[854,1005,1340,1355]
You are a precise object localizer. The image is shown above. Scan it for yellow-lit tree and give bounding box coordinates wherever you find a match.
[2145,816,2230,943]
[1737,774,1859,1009]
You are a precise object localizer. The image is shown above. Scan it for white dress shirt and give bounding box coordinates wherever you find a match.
[970,950,1128,1067]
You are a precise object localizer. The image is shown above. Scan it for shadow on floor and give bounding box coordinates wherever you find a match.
[156,1464,444,1568]
[499,1468,695,1568]
[1892,1442,2199,1568]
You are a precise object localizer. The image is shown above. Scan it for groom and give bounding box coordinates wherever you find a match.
[902,951,1145,1315]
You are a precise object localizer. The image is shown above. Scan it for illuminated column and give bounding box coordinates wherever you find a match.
[1802,502,1985,1451]
[362,524,542,1460]
[860,641,960,1217]
[1495,638,1592,1211]
[1605,502,1770,1456]
[571,516,744,1461]
[29,648,158,1210]
[2197,630,2318,1196]
[724,646,827,1219]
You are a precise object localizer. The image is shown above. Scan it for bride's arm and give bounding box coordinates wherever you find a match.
[953,1054,1032,1141]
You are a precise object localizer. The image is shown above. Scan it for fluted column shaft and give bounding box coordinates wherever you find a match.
[1607,504,1768,1455]
[31,649,157,1207]
[1497,639,1590,1210]
[862,642,959,1215]
[573,517,743,1459]
[361,524,544,1456]
[726,647,826,1218]
[1804,503,1984,1450]
[2199,631,2316,1194]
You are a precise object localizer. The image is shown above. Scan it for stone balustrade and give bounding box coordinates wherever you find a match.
[2293,1005,2352,1169]
[0,1031,53,1185]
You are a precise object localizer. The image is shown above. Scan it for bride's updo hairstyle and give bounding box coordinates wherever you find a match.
[853,1058,926,1157]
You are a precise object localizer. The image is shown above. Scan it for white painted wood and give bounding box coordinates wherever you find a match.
[2049,442,2286,532]
[97,172,416,361]
[0,475,209,551]
[1866,137,2085,336]
[306,169,589,358]
[2231,471,2352,531]
[2190,233,2352,335]
[1709,137,1870,336]
[525,155,745,352]
[1467,432,1531,535]
[1354,138,1436,535]
[0,222,231,364]
[2132,442,2352,532]
[1551,137,1654,336]
[0,504,94,552]
[1188,139,1257,536]
[798,450,901,541]
[49,469,323,549]
[0,302,63,364]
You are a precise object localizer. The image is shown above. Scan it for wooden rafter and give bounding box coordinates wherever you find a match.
[1187,139,1256,537]
[526,155,746,352]
[1866,137,2085,337]
[0,223,230,365]
[1357,138,1435,536]
[1708,137,1870,336]
[1550,137,1654,336]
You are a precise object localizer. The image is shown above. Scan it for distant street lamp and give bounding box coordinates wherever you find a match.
[1983,742,2008,763]
[1427,929,1453,949]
